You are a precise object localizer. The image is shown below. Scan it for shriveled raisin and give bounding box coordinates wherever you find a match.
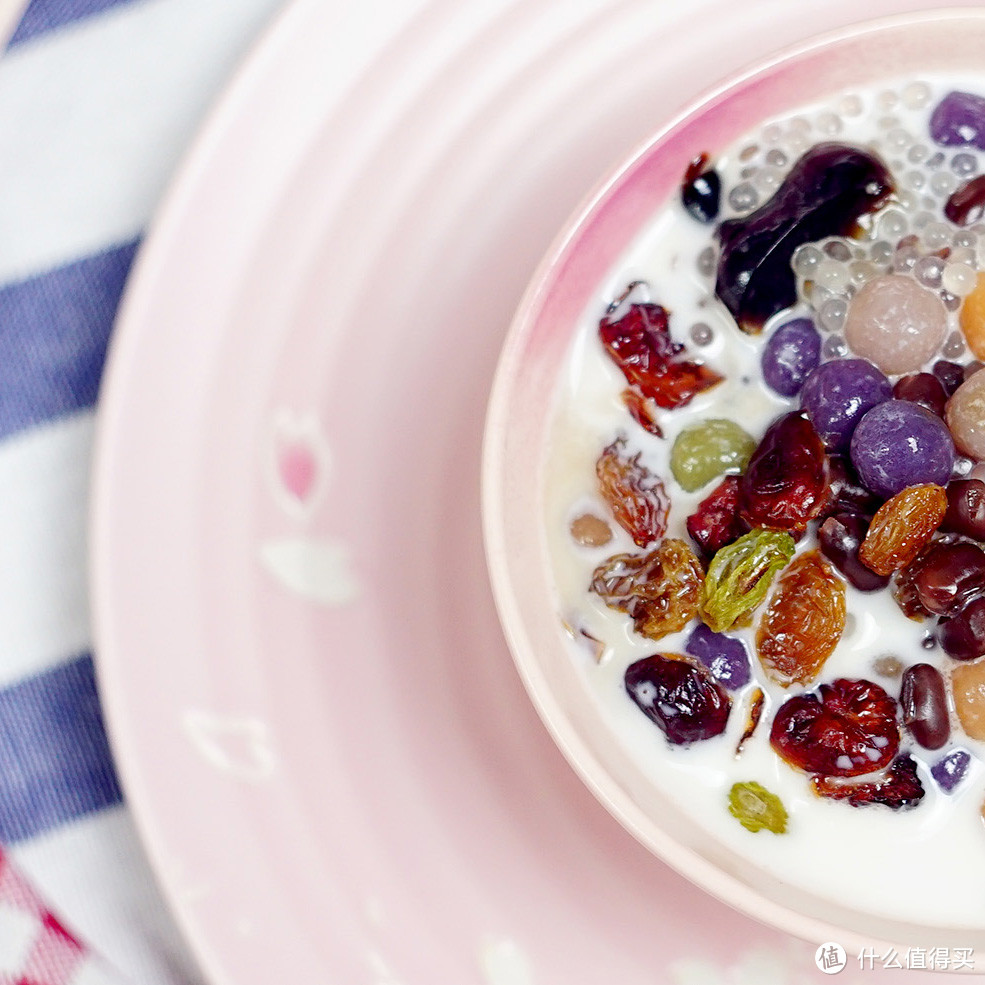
[812,755,925,810]
[701,528,796,633]
[599,301,723,409]
[624,654,730,745]
[728,781,787,833]
[685,475,747,557]
[596,438,670,548]
[756,550,846,687]
[739,412,830,534]
[621,388,663,437]
[590,539,703,640]
[858,483,948,576]
[770,678,900,777]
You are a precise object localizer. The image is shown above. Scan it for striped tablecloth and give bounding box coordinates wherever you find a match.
[0,0,286,980]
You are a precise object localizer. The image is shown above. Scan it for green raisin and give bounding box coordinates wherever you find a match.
[728,781,788,834]
[670,418,756,492]
[700,528,795,632]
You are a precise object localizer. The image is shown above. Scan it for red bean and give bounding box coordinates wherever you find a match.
[900,663,950,750]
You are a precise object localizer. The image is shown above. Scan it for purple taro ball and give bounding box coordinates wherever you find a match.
[685,622,751,690]
[799,358,893,453]
[850,400,956,499]
[761,317,821,396]
[930,91,985,150]
[931,749,972,793]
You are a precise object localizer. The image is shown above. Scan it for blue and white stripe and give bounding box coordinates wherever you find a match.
[0,0,285,980]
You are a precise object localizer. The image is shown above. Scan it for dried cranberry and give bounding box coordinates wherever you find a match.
[812,755,925,810]
[739,412,830,534]
[770,678,899,777]
[624,654,730,745]
[599,301,723,409]
[621,388,663,437]
[685,475,747,557]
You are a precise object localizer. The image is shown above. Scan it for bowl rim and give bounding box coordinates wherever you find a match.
[482,6,985,967]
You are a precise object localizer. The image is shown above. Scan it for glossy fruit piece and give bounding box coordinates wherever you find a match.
[849,400,954,499]
[900,663,950,750]
[685,475,747,558]
[770,677,899,777]
[739,412,829,534]
[843,275,948,375]
[727,781,787,834]
[931,748,972,792]
[950,658,985,739]
[818,512,890,592]
[590,539,703,640]
[911,540,985,616]
[716,143,893,333]
[599,301,723,409]
[681,153,721,224]
[893,372,947,418]
[943,478,985,540]
[735,688,765,756]
[946,368,985,460]
[756,550,846,687]
[822,455,883,520]
[946,174,985,226]
[892,540,940,620]
[670,418,756,492]
[933,359,967,396]
[684,622,751,689]
[596,438,669,548]
[700,528,796,633]
[760,317,821,397]
[812,755,924,810]
[939,596,985,661]
[624,654,730,745]
[858,483,948,576]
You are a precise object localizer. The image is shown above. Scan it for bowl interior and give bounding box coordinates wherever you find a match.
[483,8,985,965]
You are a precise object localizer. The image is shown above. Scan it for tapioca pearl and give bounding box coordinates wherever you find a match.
[690,322,714,346]
[922,221,953,250]
[739,143,759,161]
[949,245,978,266]
[822,335,848,360]
[952,151,979,176]
[878,89,899,111]
[906,170,927,191]
[815,111,842,136]
[886,128,911,151]
[762,122,783,144]
[844,274,948,374]
[946,368,985,459]
[928,152,946,169]
[902,80,932,109]
[914,255,944,290]
[869,240,894,265]
[944,331,968,360]
[851,259,883,286]
[752,166,781,196]
[819,297,848,333]
[697,245,716,278]
[942,291,963,314]
[878,208,908,241]
[943,262,978,297]
[930,170,958,198]
[728,182,758,212]
[913,211,935,230]
[822,239,853,262]
[955,228,979,250]
[792,243,822,278]
[838,93,864,117]
[764,148,787,167]
[815,259,852,294]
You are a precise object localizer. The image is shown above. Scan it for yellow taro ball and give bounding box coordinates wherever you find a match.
[952,659,985,741]
[960,271,985,361]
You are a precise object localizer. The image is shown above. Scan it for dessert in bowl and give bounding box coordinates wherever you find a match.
[483,8,985,968]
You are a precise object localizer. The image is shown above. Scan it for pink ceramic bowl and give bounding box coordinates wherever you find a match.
[483,8,985,970]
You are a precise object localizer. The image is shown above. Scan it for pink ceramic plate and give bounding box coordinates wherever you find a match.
[91,0,984,981]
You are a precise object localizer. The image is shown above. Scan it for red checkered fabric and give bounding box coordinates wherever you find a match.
[0,845,112,985]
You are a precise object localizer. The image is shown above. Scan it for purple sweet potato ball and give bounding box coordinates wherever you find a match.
[849,399,956,499]
[799,358,893,452]
[761,317,821,397]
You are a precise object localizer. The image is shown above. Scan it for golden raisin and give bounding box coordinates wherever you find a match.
[596,438,669,548]
[858,484,948,577]
[756,550,846,687]
[591,539,703,641]
[951,658,985,742]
